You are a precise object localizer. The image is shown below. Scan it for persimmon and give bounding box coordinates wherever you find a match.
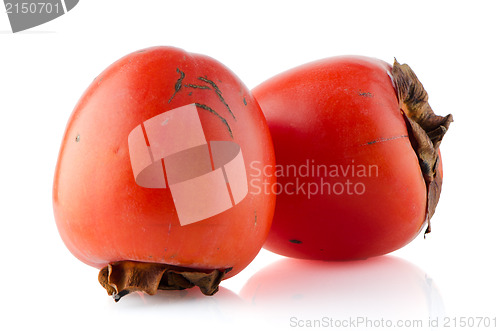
[252,56,452,260]
[53,46,276,300]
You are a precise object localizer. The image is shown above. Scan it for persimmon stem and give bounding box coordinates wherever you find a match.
[98,260,231,302]
[392,60,453,235]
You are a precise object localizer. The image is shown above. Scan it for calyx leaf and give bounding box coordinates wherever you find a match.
[98,260,231,302]
[392,60,453,234]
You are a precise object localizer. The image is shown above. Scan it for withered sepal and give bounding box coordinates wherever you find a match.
[98,260,231,302]
[392,60,453,235]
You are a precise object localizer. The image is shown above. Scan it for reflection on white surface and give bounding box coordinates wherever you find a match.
[240,255,445,329]
[102,286,246,328]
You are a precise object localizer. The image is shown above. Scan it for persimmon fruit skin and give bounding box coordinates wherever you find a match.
[252,56,429,260]
[53,46,276,278]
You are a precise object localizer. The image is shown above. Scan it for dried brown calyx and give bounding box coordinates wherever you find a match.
[98,260,232,302]
[391,59,453,235]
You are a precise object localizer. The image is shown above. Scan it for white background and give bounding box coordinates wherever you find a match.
[1,1,499,330]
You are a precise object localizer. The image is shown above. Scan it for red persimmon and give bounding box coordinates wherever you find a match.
[53,46,276,300]
[252,56,452,260]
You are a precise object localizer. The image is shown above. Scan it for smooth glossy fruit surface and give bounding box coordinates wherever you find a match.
[53,47,276,280]
[253,56,451,260]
